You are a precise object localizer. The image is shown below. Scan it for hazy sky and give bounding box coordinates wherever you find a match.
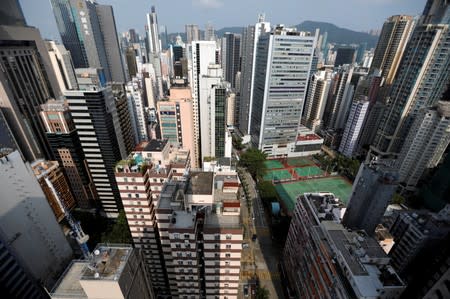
[19,0,425,40]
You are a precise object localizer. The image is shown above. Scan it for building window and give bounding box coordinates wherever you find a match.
[225,253,230,258]
[128,194,132,198]
[226,244,231,249]
[135,193,139,198]
[226,234,232,240]
[184,234,190,239]
[174,233,180,239]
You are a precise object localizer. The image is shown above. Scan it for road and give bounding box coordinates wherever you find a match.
[238,167,285,299]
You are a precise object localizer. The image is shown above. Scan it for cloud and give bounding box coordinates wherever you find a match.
[193,0,223,8]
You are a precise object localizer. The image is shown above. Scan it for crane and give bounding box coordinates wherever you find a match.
[44,177,90,259]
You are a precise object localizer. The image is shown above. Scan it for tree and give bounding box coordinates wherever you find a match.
[257,181,277,206]
[239,148,267,181]
[232,134,244,150]
[101,210,133,244]
[256,286,270,299]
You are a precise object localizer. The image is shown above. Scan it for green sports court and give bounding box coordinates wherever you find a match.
[287,157,314,167]
[294,166,324,177]
[275,177,353,212]
[264,160,285,169]
[263,169,292,181]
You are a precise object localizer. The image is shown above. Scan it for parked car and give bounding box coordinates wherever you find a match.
[242,243,249,249]
[243,285,249,297]
[252,234,257,241]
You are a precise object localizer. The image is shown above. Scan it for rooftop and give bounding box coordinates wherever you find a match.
[204,213,241,229]
[51,244,134,298]
[170,211,196,229]
[143,139,168,152]
[51,261,87,298]
[304,192,346,221]
[81,244,132,280]
[31,160,59,179]
[186,172,214,195]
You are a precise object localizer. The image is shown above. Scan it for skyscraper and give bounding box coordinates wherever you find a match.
[338,97,370,157]
[146,6,161,55]
[238,15,271,135]
[221,33,241,88]
[302,70,332,132]
[95,4,127,82]
[395,101,450,189]
[185,24,199,44]
[250,26,317,157]
[0,234,49,298]
[199,65,230,160]
[40,99,95,209]
[283,192,405,298]
[370,15,415,85]
[190,41,217,166]
[322,66,355,131]
[126,78,149,143]
[372,0,450,157]
[204,22,215,41]
[50,0,126,82]
[0,150,73,290]
[342,162,398,235]
[65,87,123,217]
[46,41,78,91]
[334,46,356,66]
[0,17,61,162]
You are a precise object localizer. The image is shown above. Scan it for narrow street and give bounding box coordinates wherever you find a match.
[238,167,285,299]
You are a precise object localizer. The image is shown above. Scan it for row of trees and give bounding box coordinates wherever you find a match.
[313,153,361,181]
[239,148,268,181]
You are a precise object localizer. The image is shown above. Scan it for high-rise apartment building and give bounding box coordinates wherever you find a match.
[250,26,317,157]
[322,66,355,131]
[239,15,270,135]
[370,15,414,85]
[40,99,95,208]
[338,97,370,157]
[204,22,215,41]
[302,70,332,132]
[46,41,78,91]
[0,19,62,161]
[185,24,199,44]
[372,0,450,157]
[283,192,405,298]
[50,244,155,299]
[191,41,217,165]
[343,162,398,235]
[126,78,149,143]
[65,88,123,217]
[112,84,135,158]
[395,101,450,189]
[31,160,77,222]
[221,33,241,88]
[157,98,195,156]
[388,207,450,277]
[0,150,73,290]
[114,142,190,295]
[334,46,356,66]
[50,0,126,82]
[199,65,230,161]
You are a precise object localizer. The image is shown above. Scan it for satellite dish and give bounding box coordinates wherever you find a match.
[94,250,100,255]
[94,273,100,278]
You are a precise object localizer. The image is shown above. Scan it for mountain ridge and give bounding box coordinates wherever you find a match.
[168,21,379,48]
